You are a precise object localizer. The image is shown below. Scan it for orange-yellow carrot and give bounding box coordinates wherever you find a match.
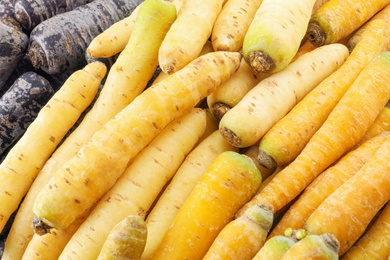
[307,0,390,46]
[341,202,390,260]
[269,131,390,238]
[211,0,263,52]
[305,136,390,255]
[257,19,389,169]
[203,203,274,260]
[237,51,390,218]
[150,151,263,260]
[361,103,390,143]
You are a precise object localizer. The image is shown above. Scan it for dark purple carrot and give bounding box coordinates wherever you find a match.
[27,0,143,75]
[14,0,94,30]
[0,0,16,18]
[0,17,29,90]
[0,71,54,155]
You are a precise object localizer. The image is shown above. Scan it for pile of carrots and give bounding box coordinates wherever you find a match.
[1,0,390,259]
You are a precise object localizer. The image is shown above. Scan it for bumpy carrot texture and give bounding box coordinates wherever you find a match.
[305,136,390,255]
[237,51,390,218]
[151,151,263,260]
[270,131,390,238]
[258,19,389,168]
[307,0,390,46]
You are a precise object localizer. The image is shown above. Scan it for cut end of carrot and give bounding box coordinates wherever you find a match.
[220,127,241,147]
[28,41,48,71]
[14,6,31,30]
[257,148,277,172]
[247,50,275,73]
[31,215,53,236]
[211,102,231,120]
[321,233,340,255]
[307,22,327,47]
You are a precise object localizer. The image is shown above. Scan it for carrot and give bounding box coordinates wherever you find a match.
[242,0,317,74]
[32,51,240,234]
[304,136,390,255]
[253,233,300,260]
[151,151,263,260]
[158,0,224,74]
[211,0,263,52]
[14,0,94,30]
[97,215,147,260]
[27,0,143,74]
[0,0,16,18]
[0,17,28,91]
[307,0,390,46]
[0,61,105,234]
[341,202,390,259]
[203,202,274,260]
[269,131,390,238]
[242,145,276,180]
[142,130,238,259]
[87,0,183,58]
[257,19,389,170]
[219,43,348,148]
[237,51,390,219]
[0,72,54,155]
[2,1,177,257]
[280,234,340,260]
[361,103,390,143]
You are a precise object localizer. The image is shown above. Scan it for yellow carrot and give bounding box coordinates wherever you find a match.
[361,103,390,143]
[307,0,390,46]
[158,0,224,74]
[97,215,147,260]
[142,130,238,260]
[219,43,348,148]
[151,151,263,260]
[269,131,390,238]
[211,0,263,52]
[237,51,390,219]
[257,18,389,169]
[0,61,105,233]
[305,136,390,255]
[253,233,299,260]
[242,0,317,73]
[243,145,276,181]
[203,202,274,260]
[341,202,390,260]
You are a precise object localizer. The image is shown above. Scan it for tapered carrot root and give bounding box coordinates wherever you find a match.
[280,234,340,260]
[142,130,237,260]
[307,0,390,46]
[0,61,105,234]
[257,19,389,169]
[97,215,147,260]
[158,0,224,74]
[237,51,390,219]
[242,0,317,73]
[219,43,348,148]
[203,202,274,260]
[305,135,390,255]
[341,202,390,260]
[211,0,263,52]
[269,131,390,238]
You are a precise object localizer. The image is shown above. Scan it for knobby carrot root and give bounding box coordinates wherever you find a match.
[158,0,224,74]
[151,151,263,260]
[203,202,274,260]
[341,202,390,260]
[211,0,263,52]
[237,51,390,218]
[269,131,390,238]
[307,0,390,46]
[2,1,176,257]
[305,135,390,255]
[0,61,105,233]
[257,19,389,169]
[280,234,340,260]
[97,215,147,260]
[142,130,238,260]
[219,43,348,148]
[242,0,317,74]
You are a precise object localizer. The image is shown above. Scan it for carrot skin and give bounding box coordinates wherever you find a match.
[0,0,16,18]
[253,235,297,260]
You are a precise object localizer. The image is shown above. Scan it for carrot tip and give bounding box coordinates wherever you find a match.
[219,127,241,147]
[322,233,340,254]
[257,148,277,172]
[307,22,327,47]
[211,102,231,120]
[247,50,275,73]
[28,41,48,71]
[31,215,53,236]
